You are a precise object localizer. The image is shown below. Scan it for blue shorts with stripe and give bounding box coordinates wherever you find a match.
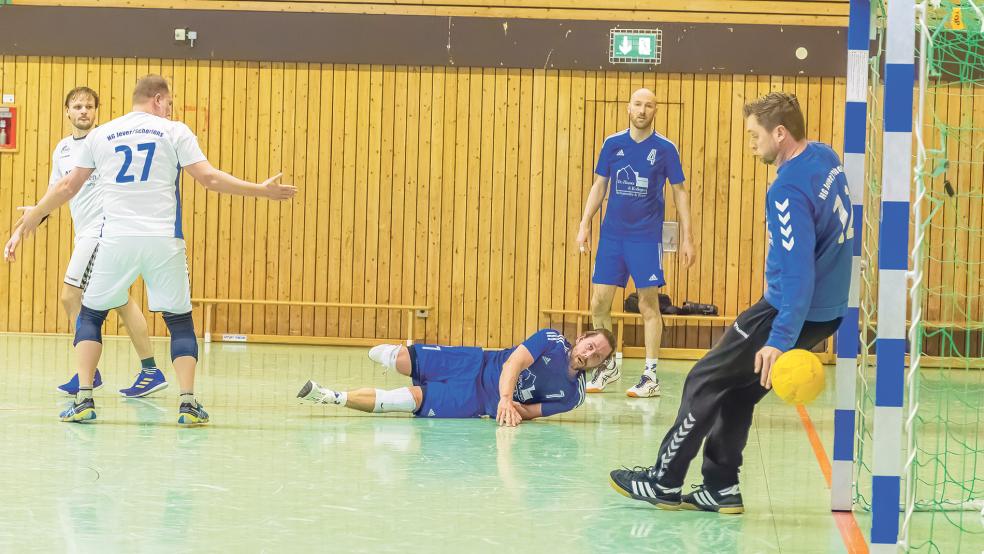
[592,236,665,288]
[408,344,493,418]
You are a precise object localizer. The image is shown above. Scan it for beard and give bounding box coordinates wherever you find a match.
[630,116,652,130]
[73,119,94,131]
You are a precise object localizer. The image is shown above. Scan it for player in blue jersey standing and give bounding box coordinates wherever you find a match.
[297,328,615,425]
[609,92,853,513]
[576,88,696,398]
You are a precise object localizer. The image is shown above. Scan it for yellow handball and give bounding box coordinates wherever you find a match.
[771,349,825,405]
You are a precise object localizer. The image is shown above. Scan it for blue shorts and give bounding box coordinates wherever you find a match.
[409,345,484,418]
[592,236,665,288]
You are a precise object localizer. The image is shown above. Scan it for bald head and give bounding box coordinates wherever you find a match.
[627,88,657,131]
[630,88,657,104]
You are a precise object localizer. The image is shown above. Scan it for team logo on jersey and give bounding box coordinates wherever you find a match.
[616,149,625,157]
[649,274,659,282]
[614,165,649,198]
[514,370,537,402]
[542,356,551,365]
[60,144,72,155]
[647,149,657,166]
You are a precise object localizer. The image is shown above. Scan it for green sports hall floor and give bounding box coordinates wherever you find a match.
[0,334,978,553]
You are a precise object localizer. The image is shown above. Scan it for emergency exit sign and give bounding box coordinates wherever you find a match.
[610,29,662,65]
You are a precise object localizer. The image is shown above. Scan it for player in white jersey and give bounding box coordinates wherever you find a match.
[45,87,167,398]
[5,75,297,425]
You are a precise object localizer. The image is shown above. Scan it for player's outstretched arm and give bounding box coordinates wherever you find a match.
[184,161,298,200]
[4,167,92,262]
[496,346,535,427]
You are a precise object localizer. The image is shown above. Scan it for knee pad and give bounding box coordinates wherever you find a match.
[74,305,109,346]
[373,388,417,413]
[163,311,198,361]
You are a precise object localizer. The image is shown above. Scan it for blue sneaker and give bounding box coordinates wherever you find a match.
[177,402,209,426]
[119,367,168,398]
[57,369,104,396]
[59,397,97,423]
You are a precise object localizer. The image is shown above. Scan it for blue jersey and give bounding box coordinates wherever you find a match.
[764,142,853,351]
[480,329,586,417]
[594,129,685,240]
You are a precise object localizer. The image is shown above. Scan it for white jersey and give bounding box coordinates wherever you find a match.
[74,111,207,238]
[51,135,103,238]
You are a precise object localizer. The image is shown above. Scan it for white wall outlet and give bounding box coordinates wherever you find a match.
[174,28,186,41]
[1,94,13,104]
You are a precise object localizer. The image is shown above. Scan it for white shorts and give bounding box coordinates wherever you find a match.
[82,236,192,313]
[64,236,100,290]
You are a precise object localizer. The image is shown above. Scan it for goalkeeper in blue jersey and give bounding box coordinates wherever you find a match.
[609,92,853,513]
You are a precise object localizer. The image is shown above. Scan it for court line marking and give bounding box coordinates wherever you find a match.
[796,404,869,554]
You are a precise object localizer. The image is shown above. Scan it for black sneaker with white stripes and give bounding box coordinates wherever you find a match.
[680,484,744,514]
[609,467,681,509]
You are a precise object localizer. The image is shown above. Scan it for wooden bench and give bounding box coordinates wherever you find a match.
[542,308,836,362]
[192,298,430,346]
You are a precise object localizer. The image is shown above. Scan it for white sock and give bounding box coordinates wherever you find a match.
[372,388,417,413]
[76,387,93,403]
[180,392,197,406]
[644,358,659,374]
[369,344,401,370]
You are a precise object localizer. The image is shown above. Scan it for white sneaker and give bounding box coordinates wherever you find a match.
[626,372,661,398]
[296,380,339,404]
[586,359,622,393]
[368,344,400,371]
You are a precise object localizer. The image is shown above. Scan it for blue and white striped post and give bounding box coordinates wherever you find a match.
[832,0,870,513]
[872,0,914,550]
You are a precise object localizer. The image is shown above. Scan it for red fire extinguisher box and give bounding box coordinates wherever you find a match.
[0,106,17,152]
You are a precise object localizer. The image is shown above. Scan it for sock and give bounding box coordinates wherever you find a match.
[76,387,93,403]
[370,344,401,370]
[141,357,157,369]
[383,348,399,370]
[180,392,196,406]
[372,388,417,413]
[644,358,659,374]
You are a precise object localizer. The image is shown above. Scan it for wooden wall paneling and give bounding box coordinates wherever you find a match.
[375,65,396,339]
[500,67,521,345]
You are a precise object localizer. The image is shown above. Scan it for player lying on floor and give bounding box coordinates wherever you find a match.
[297,328,615,425]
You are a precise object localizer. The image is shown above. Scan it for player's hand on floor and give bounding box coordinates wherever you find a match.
[755,346,783,389]
[261,172,298,200]
[496,397,522,427]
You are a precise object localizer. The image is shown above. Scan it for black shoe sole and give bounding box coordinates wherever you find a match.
[609,477,681,510]
[297,380,314,398]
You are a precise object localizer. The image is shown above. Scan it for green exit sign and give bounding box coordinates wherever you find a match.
[610,29,662,65]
